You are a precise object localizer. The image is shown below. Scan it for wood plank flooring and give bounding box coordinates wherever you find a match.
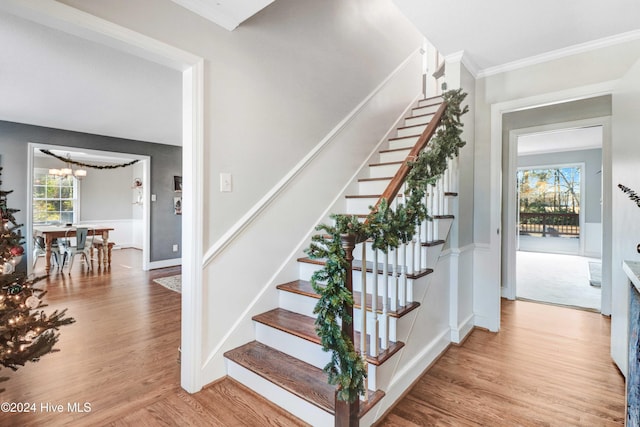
[377,300,625,426]
[1,249,303,426]
[2,250,625,426]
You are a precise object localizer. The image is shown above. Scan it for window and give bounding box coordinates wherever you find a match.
[33,168,78,224]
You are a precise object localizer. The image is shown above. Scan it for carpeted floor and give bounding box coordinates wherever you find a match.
[517,251,601,311]
[153,274,181,293]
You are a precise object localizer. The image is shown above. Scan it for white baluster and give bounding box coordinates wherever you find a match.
[391,248,398,312]
[443,167,450,214]
[427,184,434,242]
[400,242,407,307]
[371,249,379,358]
[453,156,459,192]
[361,242,367,358]
[438,178,445,217]
[382,250,389,350]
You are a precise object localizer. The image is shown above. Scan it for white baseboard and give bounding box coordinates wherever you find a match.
[148,258,181,269]
[372,328,450,422]
[450,313,474,344]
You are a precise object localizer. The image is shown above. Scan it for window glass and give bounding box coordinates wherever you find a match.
[33,168,78,224]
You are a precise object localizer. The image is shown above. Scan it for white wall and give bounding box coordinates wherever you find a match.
[611,57,640,375]
[57,0,425,389]
[473,39,640,331]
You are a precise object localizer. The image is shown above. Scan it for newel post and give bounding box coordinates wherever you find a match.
[335,233,359,427]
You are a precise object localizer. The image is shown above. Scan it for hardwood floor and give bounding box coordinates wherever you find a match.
[2,252,625,426]
[377,300,625,426]
[1,249,303,426]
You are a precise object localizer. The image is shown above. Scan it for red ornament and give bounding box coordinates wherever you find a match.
[10,246,24,256]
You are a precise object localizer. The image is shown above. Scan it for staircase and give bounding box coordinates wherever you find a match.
[224,95,458,426]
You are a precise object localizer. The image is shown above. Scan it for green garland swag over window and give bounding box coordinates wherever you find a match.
[305,89,469,403]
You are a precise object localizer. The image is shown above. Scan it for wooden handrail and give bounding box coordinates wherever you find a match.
[369,101,448,218]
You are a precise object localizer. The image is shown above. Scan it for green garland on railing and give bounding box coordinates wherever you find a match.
[306,89,469,403]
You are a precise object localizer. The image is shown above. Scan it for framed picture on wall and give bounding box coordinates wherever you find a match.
[174,196,182,215]
[174,175,182,192]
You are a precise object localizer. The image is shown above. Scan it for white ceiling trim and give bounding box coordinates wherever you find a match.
[444,50,479,78]
[170,0,274,31]
[477,29,640,78]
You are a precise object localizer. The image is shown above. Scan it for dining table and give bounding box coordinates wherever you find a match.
[33,224,114,273]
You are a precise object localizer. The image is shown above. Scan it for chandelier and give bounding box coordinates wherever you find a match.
[48,154,87,179]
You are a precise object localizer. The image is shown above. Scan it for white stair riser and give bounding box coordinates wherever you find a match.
[255,322,329,370]
[368,163,402,178]
[404,115,431,127]
[388,136,419,151]
[279,289,317,317]
[298,264,414,317]
[358,179,391,194]
[413,105,440,116]
[346,198,380,214]
[226,360,333,427]
[255,322,381,390]
[379,149,410,163]
[277,284,400,344]
[417,97,442,107]
[397,124,426,138]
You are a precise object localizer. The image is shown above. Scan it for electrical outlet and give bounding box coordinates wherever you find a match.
[151,194,157,202]
[172,244,178,252]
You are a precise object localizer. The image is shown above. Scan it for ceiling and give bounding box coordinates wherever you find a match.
[517,126,602,156]
[1,1,639,148]
[0,11,182,146]
[392,0,640,76]
[169,0,274,30]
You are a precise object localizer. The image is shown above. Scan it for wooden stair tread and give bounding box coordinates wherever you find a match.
[298,257,433,281]
[397,123,428,131]
[388,134,421,142]
[278,279,422,318]
[253,308,404,366]
[423,239,445,247]
[405,111,436,120]
[379,147,411,154]
[358,177,393,182]
[369,160,404,167]
[413,103,440,110]
[224,341,384,417]
[345,193,403,199]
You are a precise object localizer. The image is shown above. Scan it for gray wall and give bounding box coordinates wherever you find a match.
[518,148,602,223]
[33,155,135,221]
[0,120,181,262]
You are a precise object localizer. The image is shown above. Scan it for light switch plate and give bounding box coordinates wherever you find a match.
[220,173,232,192]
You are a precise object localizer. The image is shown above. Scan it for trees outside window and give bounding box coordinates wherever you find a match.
[33,169,77,224]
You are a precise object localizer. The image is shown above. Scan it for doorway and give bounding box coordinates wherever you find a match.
[512,127,603,311]
[27,143,151,273]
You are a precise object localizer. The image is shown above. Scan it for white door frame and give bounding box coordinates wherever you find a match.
[1,0,205,392]
[26,143,152,271]
[504,118,609,313]
[488,81,616,327]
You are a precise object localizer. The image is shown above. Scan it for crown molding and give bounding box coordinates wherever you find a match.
[444,50,479,78]
[477,29,640,78]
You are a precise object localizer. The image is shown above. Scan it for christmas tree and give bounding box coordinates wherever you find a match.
[0,166,74,392]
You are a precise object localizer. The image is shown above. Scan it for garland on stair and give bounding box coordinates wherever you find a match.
[306,89,469,403]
